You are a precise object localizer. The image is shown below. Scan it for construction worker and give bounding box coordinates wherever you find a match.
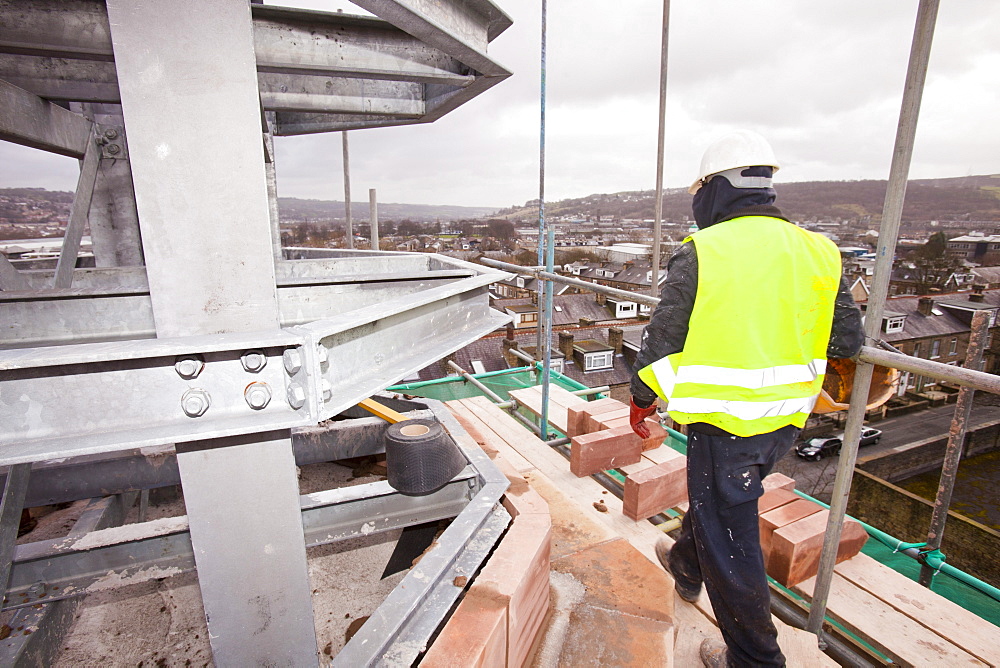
[629,130,863,667]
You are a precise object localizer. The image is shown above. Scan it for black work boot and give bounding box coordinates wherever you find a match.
[699,638,729,667]
[655,535,702,602]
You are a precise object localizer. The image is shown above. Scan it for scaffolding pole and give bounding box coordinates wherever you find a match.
[806,0,940,638]
[918,309,989,586]
[536,0,556,440]
[651,0,670,300]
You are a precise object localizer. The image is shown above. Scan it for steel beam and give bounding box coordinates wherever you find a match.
[4,470,476,610]
[0,493,134,666]
[0,78,92,157]
[52,139,100,289]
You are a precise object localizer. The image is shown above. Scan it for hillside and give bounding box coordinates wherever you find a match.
[276,197,498,222]
[496,175,1000,224]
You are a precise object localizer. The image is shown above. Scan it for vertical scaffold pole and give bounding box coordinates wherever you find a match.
[537,0,554,440]
[806,0,940,638]
[918,310,989,586]
[651,0,670,301]
[343,131,354,249]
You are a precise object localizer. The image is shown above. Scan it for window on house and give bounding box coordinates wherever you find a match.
[584,351,613,371]
[931,340,941,359]
[521,312,538,324]
[884,316,905,333]
[550,358,564,374]
[913,342,922,357]
[949,338,958,355]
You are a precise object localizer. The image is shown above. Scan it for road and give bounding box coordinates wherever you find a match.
[774,399,1000,503]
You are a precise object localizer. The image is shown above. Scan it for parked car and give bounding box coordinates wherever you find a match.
[795,427,882,461]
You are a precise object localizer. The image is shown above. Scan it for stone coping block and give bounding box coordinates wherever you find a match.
[768,509,868,587]
[569,425,642,477]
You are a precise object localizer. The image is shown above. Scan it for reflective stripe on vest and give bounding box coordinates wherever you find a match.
[638,216,841,437]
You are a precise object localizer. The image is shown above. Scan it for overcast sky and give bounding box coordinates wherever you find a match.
[2,1,998,210]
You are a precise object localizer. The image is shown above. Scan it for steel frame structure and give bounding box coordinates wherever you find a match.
[0,0,514,664]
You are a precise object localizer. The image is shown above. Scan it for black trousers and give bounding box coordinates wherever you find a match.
[671,424,800,667]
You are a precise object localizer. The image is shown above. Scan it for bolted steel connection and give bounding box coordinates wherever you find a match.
[181,388,211,417]
[175,355,204,379]
[244,382,272,410]
[286,383,306,410]
[283,348,302,376]
[241,350,267,373]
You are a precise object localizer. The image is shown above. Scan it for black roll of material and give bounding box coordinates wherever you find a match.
[384,418,467,496]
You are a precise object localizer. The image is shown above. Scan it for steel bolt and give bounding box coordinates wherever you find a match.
[181,388,211,417]
[175,356,204,379]
[316,346,329,366]
[241,350,267,373]
[107,144,121,155]
[321,379,333,403]
[104,128,119,140]
[245,382,272,410]
[287,383,306,410]
[283,349,302,376]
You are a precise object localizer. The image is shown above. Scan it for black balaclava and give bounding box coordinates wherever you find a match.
[691,166,776,230]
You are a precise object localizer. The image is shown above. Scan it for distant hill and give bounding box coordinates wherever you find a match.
[276,197,498,222]
[497,174,1000,224]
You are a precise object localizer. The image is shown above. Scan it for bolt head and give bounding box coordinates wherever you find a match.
[287,383,306,410]
[104,128,119,140]
[241,350,267,373]
[107,144,121,155]
[245,382,272,410]
[321,379,333,403]
[316,346,329,366]
[175,356,204,379]
[181,388,211,417]
[283,349,302,376]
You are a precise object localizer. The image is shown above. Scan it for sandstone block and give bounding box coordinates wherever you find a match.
[569,426,642,477]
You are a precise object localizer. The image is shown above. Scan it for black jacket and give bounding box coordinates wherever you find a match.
[630,205,865,409]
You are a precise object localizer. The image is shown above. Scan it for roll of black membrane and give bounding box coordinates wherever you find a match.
[385,418,467,496]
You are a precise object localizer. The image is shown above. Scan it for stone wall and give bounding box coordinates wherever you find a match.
[847,469,1000,588]
[857,418,1000,482]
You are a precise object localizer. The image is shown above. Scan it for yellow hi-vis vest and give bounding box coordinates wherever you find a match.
[638,216,841,437]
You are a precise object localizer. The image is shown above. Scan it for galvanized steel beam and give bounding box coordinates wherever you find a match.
[0,78,93,157]
[4,470,478,611]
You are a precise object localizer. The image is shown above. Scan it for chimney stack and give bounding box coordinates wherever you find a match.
[502,338,520,367]
[608,327,623,355]
[558,331,575,359]
[970,284,986,303]
[917,297,934,316]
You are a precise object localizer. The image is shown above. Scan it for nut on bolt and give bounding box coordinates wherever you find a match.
[181,388,211,417]
[283,349,302,375]
[245,382,272,410]
[104,128,119,140]
[241,350,267,373]
[286,383,306,410]
[175,355,204,379]
[321,379,333,403]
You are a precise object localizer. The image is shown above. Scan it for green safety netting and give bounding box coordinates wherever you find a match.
[388,366,589,403]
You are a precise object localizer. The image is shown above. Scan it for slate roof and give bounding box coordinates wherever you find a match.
[875,291,1000,343]
[492,293,624,327]
[972,266,1000,285]
[407,324,637,389]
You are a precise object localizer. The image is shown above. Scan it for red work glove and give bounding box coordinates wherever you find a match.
[629,397,658,439]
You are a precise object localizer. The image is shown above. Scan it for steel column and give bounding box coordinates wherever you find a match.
[806,0,940,637]
[369,187,379,250]
[0,463,30,605]
[103,1,317,662]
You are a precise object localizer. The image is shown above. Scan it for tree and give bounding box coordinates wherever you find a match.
[911,231,961,293]
[486,219,516,240]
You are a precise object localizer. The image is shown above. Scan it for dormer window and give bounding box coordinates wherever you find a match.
[584,351,613,371]
[884,316,905,333]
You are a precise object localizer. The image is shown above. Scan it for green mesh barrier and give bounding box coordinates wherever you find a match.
[388,367,588,403]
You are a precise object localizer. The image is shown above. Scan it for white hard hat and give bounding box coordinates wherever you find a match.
[689,129,780,194]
